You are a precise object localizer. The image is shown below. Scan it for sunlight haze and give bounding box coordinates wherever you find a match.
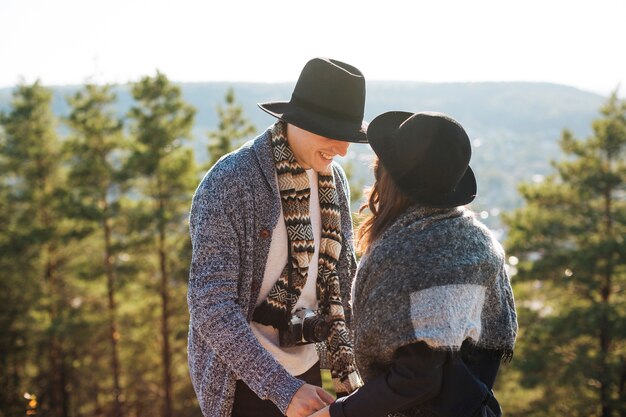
[1,0,624,96]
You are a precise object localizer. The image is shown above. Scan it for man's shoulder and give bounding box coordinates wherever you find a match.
[201,131,270,186]
[331,160,347,175]
[330,161,350,201]
[331,161,349,186]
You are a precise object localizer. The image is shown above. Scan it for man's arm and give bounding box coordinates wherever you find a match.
[188,173,303,413]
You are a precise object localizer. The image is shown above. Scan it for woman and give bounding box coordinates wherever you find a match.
[311,111,518,417]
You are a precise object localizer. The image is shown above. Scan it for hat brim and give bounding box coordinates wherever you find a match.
[258,101,368,143]
[368,111,477,208]
[403,166,477,208]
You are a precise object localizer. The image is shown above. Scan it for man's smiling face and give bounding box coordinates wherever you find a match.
[286,124,350,172]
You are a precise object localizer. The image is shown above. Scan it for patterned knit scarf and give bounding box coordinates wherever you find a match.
[252,121,362,395]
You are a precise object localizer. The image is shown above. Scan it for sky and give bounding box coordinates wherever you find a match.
[1,0,625,97]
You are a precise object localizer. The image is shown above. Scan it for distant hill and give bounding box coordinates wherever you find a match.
[0,81,605,234]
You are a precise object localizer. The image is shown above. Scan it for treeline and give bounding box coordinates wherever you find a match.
[499,91,626,417]
[0,73,255,417]
[1,73,625,417]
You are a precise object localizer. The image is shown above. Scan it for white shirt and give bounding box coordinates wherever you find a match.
[250,169,321,375]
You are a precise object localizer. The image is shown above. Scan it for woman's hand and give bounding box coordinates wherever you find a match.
[308,405,331,417]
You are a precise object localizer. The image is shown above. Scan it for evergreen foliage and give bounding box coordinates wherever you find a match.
[206,87,256,168]
[65,83,126,417]
[126,71,197,417]
[503,92,626,417]
[0,81,73,417]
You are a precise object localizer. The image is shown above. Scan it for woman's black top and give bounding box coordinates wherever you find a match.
[329,341,502,417]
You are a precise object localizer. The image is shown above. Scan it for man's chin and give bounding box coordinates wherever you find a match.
[315,162,333,172]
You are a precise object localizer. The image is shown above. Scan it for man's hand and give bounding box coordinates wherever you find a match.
[285,384,334,417]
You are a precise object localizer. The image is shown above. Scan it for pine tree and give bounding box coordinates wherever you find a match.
[0,81,69,417]
[206,87,256,168]
[504,91,626,416]
[126,72,197,417]
[65,84,126,417]
[0,136,35,416]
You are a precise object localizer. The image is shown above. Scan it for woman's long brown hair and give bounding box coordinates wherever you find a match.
[357,158,414,254]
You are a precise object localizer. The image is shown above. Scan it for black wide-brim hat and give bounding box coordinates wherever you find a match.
[368,111,477,208]
[258,57,368,143]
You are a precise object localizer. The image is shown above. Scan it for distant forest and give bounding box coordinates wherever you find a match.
[0,80,605,232]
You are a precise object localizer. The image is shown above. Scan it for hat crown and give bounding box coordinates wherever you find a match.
[395,112,471,193]
[257,57,368,143]
[290,58,365,123]
[368,111,477,208]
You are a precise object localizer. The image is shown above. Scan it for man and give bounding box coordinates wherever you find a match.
[188,58,367,417]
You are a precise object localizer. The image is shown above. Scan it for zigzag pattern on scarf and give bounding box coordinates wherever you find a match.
[252,121,362,394]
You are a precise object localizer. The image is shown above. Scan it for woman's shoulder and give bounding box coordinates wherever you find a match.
[361,206,503,276]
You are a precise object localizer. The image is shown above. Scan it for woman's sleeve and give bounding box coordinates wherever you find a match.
[329,342,446,417]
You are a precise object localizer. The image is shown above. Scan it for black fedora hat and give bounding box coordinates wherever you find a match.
[258,58,368,143]
[368,111,477,208]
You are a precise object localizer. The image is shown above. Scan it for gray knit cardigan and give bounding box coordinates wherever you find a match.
[187,128,358,417]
